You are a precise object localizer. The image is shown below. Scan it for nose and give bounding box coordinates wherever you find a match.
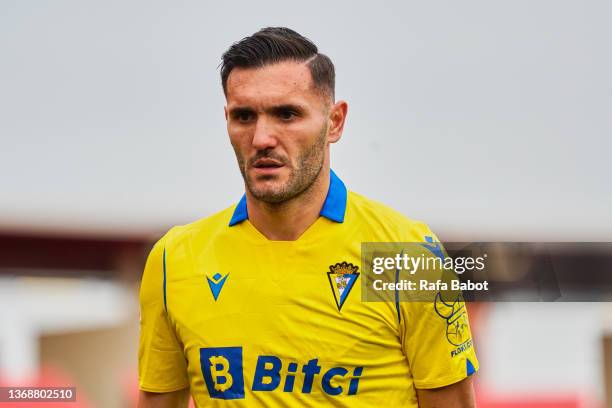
[251,117,278,150]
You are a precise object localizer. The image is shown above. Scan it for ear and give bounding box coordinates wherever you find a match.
[327,100,348,144]
[224,105,229,121]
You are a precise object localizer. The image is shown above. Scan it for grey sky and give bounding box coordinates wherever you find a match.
[1,0,610,239]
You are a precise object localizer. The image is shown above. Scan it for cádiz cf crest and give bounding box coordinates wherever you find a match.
[327,262,360,311]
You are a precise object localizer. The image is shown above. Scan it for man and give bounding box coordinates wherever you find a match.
[138,27,478,407]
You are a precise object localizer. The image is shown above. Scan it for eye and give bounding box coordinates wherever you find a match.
[277,109,297,121]
[237,111,255,123]
[232,109,255,124]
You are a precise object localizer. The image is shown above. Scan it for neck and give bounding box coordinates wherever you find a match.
[246,168,330,241]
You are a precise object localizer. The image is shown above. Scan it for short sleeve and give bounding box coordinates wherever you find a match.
[138,234,189,392]
[401,298,479,389]
[400,229,479,389]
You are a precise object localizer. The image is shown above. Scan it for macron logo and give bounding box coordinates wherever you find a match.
[207,273,229,301]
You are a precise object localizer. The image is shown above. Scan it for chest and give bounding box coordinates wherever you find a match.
[165,240,401,359]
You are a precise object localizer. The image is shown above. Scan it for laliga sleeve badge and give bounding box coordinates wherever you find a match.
[327,262,360,311]
[434,291,470,346]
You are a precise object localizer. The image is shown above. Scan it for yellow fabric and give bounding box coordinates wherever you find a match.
[138,191,479,406]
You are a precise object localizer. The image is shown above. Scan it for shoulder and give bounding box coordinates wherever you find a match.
[154,204,237,251]
[144,204,238,283]
[346,191,438,242]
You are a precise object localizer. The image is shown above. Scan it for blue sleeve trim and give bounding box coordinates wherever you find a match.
[395,262,401,324]
[466,358,476,376]
[162,247,167,312]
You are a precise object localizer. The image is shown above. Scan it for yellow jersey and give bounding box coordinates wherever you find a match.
[138,170,478,406]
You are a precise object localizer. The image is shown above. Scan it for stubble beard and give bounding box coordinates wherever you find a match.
[235,123,328,205]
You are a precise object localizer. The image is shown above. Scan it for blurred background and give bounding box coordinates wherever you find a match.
[1,0,611,407]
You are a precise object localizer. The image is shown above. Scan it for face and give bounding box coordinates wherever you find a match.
[224,61,346,204]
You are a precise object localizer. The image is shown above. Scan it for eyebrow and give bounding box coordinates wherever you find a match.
[228,106,256,117]
[228,103,306,116]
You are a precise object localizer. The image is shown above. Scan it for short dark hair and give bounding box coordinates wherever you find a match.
[220,27,335,100]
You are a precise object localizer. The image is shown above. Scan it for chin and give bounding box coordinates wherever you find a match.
[248,172,287,189]
[248,182,293,204]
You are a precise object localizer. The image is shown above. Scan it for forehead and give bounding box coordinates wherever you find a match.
[225,61,318,106]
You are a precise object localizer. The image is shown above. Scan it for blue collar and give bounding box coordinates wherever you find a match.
[229,169,347,226]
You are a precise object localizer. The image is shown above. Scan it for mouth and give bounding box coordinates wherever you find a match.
[251,158,285,173]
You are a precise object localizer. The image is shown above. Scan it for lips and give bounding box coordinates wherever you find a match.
[252,158,284,169]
